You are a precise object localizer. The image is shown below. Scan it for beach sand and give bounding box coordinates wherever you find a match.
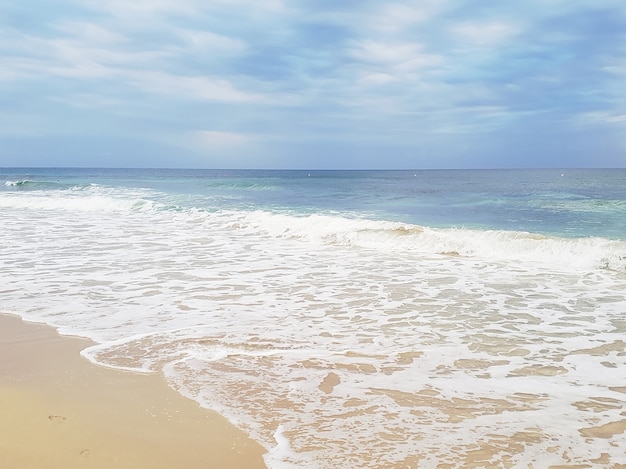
[0,313,267,469]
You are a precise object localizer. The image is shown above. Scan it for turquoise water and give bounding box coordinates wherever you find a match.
[2,167,626,468]
[4,167,626,238]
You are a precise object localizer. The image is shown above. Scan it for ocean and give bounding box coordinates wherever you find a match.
[1,167,625,468]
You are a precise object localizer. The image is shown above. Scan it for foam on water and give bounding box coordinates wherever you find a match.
[241,210,626,272]
[4,179,33,186]
[0,184,161,213]
[1,183,626,468]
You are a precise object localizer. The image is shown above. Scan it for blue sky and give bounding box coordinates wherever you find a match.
[1,1,625,169]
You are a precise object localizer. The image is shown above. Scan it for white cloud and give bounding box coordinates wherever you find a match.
[1,21,262,104]
[605,114,626,123]
[357,72,398,87]
[49,39,170,70]
[3,0,626,167]
[451,21,520,46]
[53,21,130,45]
[124,71,265,103]
[576,112,626,126]
[79,0,202,19]
[174,29,246,55]
[79,0,286,22]
[349,40,442,68]
[169,130,263,164]
[1,23,172,80]
[347,39,443,91]
[191,130,253,147]
[311,1,448,38]
[602,62,626,77]
[371,1,447,33]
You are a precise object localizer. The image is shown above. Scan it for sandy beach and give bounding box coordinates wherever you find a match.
[0,313,267,469]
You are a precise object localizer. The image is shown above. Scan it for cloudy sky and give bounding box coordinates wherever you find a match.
[2,1,626,169]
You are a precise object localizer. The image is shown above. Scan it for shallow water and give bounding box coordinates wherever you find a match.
[2,168,626,467]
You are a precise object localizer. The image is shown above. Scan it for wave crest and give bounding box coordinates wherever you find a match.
[4,179,34,187]
[240,211,626,272]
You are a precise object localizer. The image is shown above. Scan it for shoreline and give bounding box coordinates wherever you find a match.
[0,313,267,469]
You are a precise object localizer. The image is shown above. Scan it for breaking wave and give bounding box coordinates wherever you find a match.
[2,185,625,273]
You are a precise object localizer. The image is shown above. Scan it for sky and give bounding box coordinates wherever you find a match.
[1,1,626,169]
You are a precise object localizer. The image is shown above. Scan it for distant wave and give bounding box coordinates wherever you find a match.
[4,179,34,187]
[539,198,626,213]
[0,183,160,213]
[3,179,86,191]
[204,181,279,191]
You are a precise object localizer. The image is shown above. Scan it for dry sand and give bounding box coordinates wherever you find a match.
[0,313,267,469]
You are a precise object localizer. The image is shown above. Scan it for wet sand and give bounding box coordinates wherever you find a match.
[0,313,267,469]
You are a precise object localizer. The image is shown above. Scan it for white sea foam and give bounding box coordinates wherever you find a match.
[241,210,626,271]
[4,179,33,186]
[0,185,161,213]
[264,425,300,469]
[2,186,626,468]
[2,186,625,271]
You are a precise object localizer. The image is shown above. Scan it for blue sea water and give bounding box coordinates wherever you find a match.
[4,167,626,238]
[1,167,626,468]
